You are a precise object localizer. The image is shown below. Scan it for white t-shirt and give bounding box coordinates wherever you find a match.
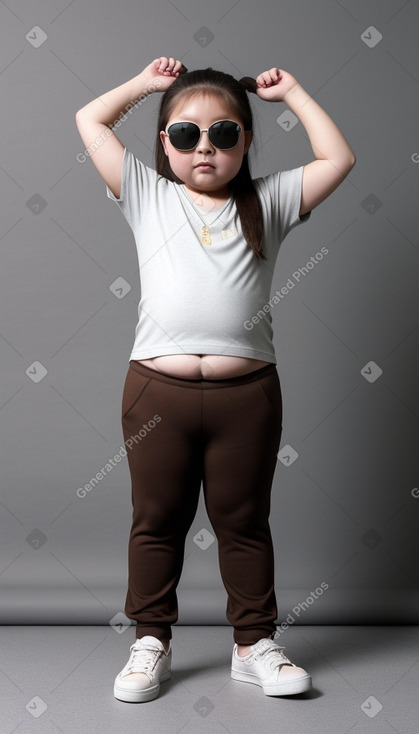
[106,147,311,363]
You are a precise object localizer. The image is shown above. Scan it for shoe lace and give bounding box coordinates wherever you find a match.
[255,645,291,671]
[126,643,161,675]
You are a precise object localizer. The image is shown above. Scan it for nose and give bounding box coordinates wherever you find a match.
[196,130,214,153]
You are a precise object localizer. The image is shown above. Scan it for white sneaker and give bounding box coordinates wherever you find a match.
[114,636,172,702]
[231,637,311,696]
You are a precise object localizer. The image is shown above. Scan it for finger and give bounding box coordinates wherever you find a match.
[173,59,185,76]
[162,57,176,75]
[256,73,268,87]
[157,57,168,71]
[168,57,178,74]
[161,57,172,73]
[260,69,276,86]
[263,70,276,84]
[267,67,281,83]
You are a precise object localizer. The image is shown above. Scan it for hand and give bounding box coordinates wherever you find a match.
[253,67,299,102]
[143,56,187,92]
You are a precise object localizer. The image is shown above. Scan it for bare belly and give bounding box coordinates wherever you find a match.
[136,354,270,379]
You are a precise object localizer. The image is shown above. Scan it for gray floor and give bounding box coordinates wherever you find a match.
[1,625,418,734]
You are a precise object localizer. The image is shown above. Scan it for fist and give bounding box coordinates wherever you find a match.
[145,56,188,92]
[254,68,298,102]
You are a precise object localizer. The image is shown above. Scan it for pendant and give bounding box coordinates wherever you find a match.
[201,225,212,245]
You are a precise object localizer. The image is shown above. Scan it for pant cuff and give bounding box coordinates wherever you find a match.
[233,626,277,646]
[136,625,172,643]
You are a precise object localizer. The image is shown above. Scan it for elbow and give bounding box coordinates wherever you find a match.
[331,152,356,178]
[339,153,356,178]
[347,151,356,169]
[75,105,92,120]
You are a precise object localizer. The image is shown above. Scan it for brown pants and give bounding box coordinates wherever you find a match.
[121,359,283,646]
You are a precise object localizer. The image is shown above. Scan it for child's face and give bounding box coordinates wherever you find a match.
[159,93,252,198]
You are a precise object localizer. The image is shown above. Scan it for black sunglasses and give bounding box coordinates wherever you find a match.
[164,119,243,151]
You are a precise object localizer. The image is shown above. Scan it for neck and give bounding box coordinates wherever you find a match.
[184,183,231,202]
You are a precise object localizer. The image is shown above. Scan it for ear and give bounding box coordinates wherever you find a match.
[243,130,253,155]
[159,131,169,156]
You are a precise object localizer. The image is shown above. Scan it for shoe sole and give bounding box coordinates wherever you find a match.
[114,670,171,702]
[231,669,311,696]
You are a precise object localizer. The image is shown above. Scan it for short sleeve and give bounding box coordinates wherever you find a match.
[257,165,311,241]
[106,147,159,231]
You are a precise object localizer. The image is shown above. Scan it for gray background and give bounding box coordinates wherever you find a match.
[1,0,418,627]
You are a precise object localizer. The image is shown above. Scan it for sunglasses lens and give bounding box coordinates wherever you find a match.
[167,120,241,150]
[167,122,200,150]
[209,121,241,149]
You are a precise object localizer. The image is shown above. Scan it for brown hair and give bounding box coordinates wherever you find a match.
[154,68,266,261]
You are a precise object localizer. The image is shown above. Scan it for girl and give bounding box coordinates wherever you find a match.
[75,56,355,703]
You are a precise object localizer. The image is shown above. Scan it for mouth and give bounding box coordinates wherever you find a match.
[195,162,215,169]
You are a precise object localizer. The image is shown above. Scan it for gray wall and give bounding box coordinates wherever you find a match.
[1,0,418,627]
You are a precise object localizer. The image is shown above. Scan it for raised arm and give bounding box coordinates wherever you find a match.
[282,82,356,216]
[75,57,185,199]
[252,67,356,217]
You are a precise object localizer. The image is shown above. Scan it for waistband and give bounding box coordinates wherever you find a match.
[128,359,277,390]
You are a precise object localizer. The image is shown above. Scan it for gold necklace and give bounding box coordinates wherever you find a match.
[200,225,212,246]
[178,185,231,246]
